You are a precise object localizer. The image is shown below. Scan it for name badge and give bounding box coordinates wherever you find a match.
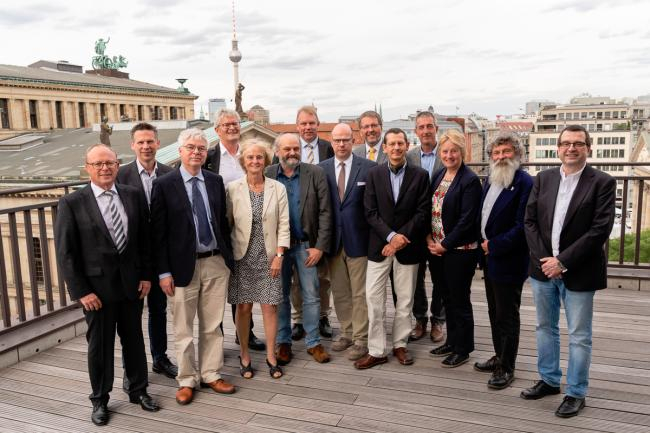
[357,182,366,186]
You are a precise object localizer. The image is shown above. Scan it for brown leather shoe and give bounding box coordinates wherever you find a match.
[175,387,194,405]
[354,353,388,369]
[409,321,426,341]
[430,323,444,343]
[307,344,331,363]
[202,379,236,394]
[276,343,293,366]
[393,347,414,365]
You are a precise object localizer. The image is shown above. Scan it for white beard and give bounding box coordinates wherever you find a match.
[489,158,519,188]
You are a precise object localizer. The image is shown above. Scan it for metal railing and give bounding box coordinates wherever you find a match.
[0,166,648,334]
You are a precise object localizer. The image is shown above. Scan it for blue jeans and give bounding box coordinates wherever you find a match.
[278,242,321,349]
[530,277,595,398]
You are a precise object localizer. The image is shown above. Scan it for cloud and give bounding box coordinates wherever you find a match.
[543,0,644,13]
[599,29,637,39]
[247,54,322,71]
[0,4,64,25]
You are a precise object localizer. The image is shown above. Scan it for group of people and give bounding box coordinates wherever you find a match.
[54,105,615,426]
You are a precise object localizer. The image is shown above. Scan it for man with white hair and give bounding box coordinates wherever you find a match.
[473,133,533,390]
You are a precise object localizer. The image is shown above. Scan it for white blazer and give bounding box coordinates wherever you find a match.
[226,176,290,261]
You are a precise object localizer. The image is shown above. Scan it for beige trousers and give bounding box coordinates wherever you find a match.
[365,256,417,358]
[172,254,229,388]
[329,248,368,345]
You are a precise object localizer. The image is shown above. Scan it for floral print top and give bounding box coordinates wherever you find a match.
[431,179,478,250]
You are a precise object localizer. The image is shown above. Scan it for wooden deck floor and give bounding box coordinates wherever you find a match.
[1,279,649,432]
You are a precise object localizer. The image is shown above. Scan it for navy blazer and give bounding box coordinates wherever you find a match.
[431,163,482,251]
[150,168,234,287]
[319,155,376,258]
[479,169,533,284]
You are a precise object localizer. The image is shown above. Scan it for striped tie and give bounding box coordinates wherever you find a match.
[306,143,315,164]
[104,191,127,253]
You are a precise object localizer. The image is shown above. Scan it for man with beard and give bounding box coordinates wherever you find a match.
[353,110,387,164]
[265,133,333,364]
[474,133,533,390]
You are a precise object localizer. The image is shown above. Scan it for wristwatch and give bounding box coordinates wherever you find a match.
[276,252,284,257]
[557,261,568,273]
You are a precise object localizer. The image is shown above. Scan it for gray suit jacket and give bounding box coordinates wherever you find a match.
[406,145,444,179]
[353,143,387,165]
[265,162,332,254]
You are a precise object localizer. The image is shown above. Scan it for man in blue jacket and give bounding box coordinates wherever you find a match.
[474,133,533,390]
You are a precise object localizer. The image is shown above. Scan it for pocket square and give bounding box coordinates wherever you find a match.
[357,182,366,186]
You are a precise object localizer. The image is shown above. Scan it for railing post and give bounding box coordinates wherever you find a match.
[0,224,11,328]
[8,212,26,322]
[38,208,54,312]
[23,209,41,318]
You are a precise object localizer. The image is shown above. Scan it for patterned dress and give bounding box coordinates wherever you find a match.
[431,179,478,250]
[228,190,283,305]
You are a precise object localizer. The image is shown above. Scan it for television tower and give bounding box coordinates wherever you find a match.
[229,0,242,93]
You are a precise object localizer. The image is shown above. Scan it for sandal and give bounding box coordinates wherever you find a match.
[266,358,283,379]
[239,356,254,379]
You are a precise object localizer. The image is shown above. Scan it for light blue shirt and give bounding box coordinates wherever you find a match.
[300,137,320,164]
[179,165,218,253]
[421,150,437,180]
[386,161,407,242]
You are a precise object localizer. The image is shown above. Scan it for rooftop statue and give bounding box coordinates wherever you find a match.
[235,83,245,116]
[92,38,128,71]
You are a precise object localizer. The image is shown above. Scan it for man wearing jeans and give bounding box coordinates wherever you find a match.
[523,124,615,418]
[265,133,332,364]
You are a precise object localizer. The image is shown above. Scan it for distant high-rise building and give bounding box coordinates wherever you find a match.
[208,98,227,122]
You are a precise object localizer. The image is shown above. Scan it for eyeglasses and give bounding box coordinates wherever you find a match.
[183,144,208,153]
[86,161,118,169]
[558,141,587,149]
[219,122,239,129]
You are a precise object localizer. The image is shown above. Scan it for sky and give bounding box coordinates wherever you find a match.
[2,0,650,123]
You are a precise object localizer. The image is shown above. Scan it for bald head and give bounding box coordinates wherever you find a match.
[331,122,354,161]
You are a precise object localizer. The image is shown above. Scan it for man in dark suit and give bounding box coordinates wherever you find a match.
[117,122,177,380]
[202,108,265,352]
[354,128,430,369]
[55,144,159,426]
[319,123,376,363]
[473,133,533,390]
[265,132,333,364]
[150,127,236,405]
[352,110,387,164]
[405,111,446,343]
[523,125,615,418]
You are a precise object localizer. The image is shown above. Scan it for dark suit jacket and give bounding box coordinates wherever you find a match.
[265,162,332,254]
[117,160,173,200]
[272,138,334,165]
[524,165,615,291]
[150,168,234,287]
[203,144,223,173]
[479,169,533,284]
[431,163,482,251]
[55,184,151,302]
[365,162,430,264]
[319,155,376,258]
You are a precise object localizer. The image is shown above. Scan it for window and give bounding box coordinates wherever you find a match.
[598,137,603,144]
[597,150,603,158]
[55,101,63,128]
[604,149,611,158]
[613,111,619,119]
[0,99,9,128]
[620,137,626,144]
[589,112,595,118]
[542,138,549,146]
[612,137,619,144]
[33,238,44,284]
[29,100,38,128]
[604,137,611,145]
[588,124,595,132]
[604,111,611,119]
[581,112,587,119]
[620,149,625,158]
[78,102,86,127]
[550,138,557,145]
[597,112,603,119]
[573,112,580,119]
[559,113,565,120]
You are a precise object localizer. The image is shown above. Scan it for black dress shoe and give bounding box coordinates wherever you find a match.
[129,392,160,412]
[91,402,109,426]
[520,380,561,400]
[429,344,452,357]
[319,317,333,338]
[291,323,305,341]
[152,357,178,379]
[122,377,130,394]
[441,353,469,368]
[474,355,499,373]
[555,396,586,418]
[248,332,266,351]
[487,368,515,390]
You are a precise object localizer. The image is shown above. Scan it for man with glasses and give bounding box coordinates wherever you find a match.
[55,144,159,425]
[204,109,266,352]
[117,122,177,382]
[353,110,387,164]
[406,111,446,343]
[473,133,533,390]
[151,128,236,405]
[523,125,615,417]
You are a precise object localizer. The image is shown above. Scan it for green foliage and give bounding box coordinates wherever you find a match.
[608,229,650,263]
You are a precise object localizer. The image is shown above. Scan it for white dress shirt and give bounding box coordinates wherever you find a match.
[91,182,128,242]
[481,183,504,240]
[551,164,586,256]
[136,159,158,205]
[335,153,354,193]
[218,144,244,186]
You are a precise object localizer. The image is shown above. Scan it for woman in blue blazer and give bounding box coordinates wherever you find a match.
[427,130,482,367]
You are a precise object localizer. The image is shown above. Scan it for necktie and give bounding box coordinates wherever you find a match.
[368,147,376,162]
[337,162,346,202]
[306,143,315,164]
[190,177,213,246]
[104,191,126,253]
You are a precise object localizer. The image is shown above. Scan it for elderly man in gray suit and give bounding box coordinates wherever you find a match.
[353,110,387,164]
[406,111,446,343]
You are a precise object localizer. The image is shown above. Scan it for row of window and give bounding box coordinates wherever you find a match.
[535,136,627,146]
[556,111,628,120]
[596,149,625,158]
[598,165,626,172]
